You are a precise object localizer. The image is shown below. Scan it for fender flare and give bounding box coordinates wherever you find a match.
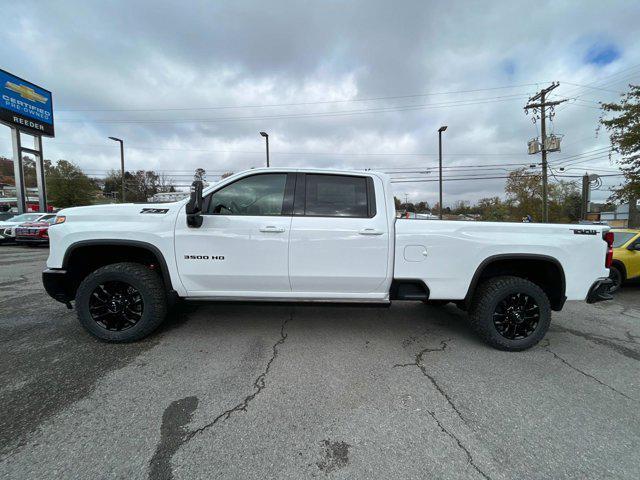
[464,253,566,309]
[63,239,175,291]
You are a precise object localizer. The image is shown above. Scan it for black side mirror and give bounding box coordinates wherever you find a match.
[186,180,203,228]
[628,242,640,251]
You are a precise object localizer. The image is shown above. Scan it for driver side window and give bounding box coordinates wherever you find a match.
[207,173,287,216]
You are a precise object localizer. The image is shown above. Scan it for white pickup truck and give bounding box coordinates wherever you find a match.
[43,168,614,351]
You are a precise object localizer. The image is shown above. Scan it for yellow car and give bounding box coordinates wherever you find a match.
[609,228,640,291]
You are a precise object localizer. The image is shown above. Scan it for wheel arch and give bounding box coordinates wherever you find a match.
[465,254,566,311]
[62,239,176,298]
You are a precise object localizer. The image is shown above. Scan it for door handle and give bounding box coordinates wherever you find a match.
[359,228,384,235]
[259,225,285,233]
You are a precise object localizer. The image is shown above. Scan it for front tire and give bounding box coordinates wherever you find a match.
[469,276,551,351]
[75,262,167,342]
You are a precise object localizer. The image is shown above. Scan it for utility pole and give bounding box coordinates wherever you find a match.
[260,131,270,167]
[524,83,566,223]
[581,173,590,220]
[108,137,126,202]
[438,126,447,220]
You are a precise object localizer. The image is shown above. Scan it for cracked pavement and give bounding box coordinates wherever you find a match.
[1,245,639,479]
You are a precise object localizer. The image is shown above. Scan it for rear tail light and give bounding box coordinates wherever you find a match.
[604,231,614,268]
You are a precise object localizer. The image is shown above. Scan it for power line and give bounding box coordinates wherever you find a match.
[56,93,530,125]
[55,82,547,112]
[561,82,626,94]
[2,138,537,157]
[390,172,624,184]
[550,145,612,165]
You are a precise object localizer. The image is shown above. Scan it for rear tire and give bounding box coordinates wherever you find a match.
[608,265,624,292]
[469,276,551,351]
[75,262,167,342]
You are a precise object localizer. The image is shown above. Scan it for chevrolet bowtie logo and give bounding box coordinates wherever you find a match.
[5,81,48,104]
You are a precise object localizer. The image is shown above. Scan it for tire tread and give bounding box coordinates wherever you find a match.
[75,262,167,343]
[469,275,551,351]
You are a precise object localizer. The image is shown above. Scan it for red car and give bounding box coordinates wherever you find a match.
[15,217,56,246]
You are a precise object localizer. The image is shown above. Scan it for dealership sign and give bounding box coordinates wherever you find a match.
[0,68,54,137]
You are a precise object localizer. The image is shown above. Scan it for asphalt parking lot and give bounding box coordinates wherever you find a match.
[1,245,639,479]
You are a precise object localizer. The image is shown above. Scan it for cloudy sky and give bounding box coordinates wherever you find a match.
[1,0,639,205]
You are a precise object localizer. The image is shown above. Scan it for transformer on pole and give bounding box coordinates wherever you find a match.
[524,82,567,223]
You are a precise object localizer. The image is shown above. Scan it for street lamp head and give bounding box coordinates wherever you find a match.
[438,126,448,133]
[108,136,122,142]
[259,131,268,138]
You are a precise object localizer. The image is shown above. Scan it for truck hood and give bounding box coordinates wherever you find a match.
[58,202,184,218]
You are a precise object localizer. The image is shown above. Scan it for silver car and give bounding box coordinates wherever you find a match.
[0,213,56,242]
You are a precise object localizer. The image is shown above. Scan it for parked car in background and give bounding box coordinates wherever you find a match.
[15,217,57,246]
[608,228,640,291]
[0,213,56,243]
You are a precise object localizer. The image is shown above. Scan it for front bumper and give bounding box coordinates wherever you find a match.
[42,268,74,305]
[586,277,614,304]
[16,237,49,245]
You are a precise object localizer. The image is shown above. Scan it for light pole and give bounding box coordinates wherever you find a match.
[108,136,125,202]
[259,131,270,167]
[437,126,447,220]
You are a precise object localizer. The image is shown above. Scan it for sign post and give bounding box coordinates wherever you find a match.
[0,68,54,213]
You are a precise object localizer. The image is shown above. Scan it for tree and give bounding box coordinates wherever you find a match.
[451,200,470,215]
[599,84,640,202]
[47,160,97,208]
[549,181,582,223]
[505,168,542,221]
[414,201,430,213]
[505,167,581,223]
[477,197,511,221]
[103,169,175,202]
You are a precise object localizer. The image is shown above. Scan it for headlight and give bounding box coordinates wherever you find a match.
[54,216,66,224]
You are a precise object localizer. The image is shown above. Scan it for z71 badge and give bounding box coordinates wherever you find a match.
[140,208,169,214]
[572,229,597,235]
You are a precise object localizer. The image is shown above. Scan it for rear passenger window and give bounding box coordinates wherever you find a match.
[305,174,369,217]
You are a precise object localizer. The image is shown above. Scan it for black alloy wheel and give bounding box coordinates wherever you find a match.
[88,281,144,331]
[492,292,540,340]
[469,276,551,351]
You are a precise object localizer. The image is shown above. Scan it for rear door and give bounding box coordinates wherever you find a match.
[174,172,294,295]
[288,173,390,295]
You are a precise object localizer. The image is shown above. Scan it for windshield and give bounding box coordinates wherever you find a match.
[612,232,637,248]
[8,214,41,223]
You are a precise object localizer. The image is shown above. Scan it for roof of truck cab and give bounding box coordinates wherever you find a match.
[210,167,390,185]
[235,167,387,176]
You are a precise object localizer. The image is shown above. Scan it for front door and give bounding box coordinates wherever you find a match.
[175,172,293,296]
